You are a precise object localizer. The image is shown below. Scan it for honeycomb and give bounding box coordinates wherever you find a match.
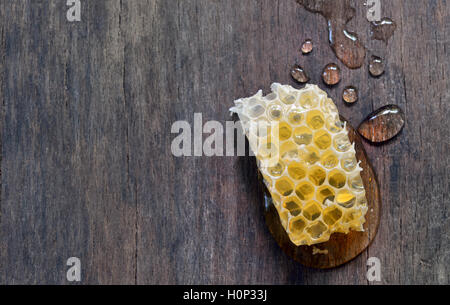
[230,84,368,246]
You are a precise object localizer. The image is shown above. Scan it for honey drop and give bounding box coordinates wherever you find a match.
[342,86,358,104]
[369,56,385,77]
[358,105,405,143]
[291,64,309,83]
[301,39,313,54]
[322,63,341,86]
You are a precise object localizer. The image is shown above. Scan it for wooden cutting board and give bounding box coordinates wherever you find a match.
[262,117,381,269]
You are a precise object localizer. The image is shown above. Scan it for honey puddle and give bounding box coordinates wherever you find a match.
[296,0,366,69]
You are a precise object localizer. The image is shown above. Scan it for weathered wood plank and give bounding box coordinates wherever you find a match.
[0,0,136,284]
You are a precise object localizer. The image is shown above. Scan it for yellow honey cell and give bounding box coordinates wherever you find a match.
[231,83,368,246]
[280,141,298,160]
[302,146,321,165]
[317,185,335,205]
[336,189,357,208]
[287,162,307,180]
[306,110,325,130]
[308,166,326,186]
[289,216,307,239]
[314,130,332,150]
[320,150,339,169]
[303,201,322,221]
[275,177,294,196]
[274,121,293,141]
[329,169,346,189]
[293,126,313,145]
[323,206,343,226]
[283,196,303,216]
[306,221,328,239]
[287,108,303,125]
[296,181,315,201]
[267,161,285,177]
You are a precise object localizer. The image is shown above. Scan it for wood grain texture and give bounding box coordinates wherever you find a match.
[0,0,448,284]
[263,119,381,269]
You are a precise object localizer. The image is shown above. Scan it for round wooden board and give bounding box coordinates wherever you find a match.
[262,117,381,269]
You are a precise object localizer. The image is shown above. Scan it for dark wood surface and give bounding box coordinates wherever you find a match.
[0,0,448,284]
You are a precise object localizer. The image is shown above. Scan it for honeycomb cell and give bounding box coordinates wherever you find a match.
[323,206,343,226]
[275,177,294,196]
[302,146,320,165]
[267,161,285,177]
[333,133,352,152]
[326,116,344,133]
[299,90,320,109]
[336,190,356,208]
[277,86,297,105]
[356,193,368,206]
[274,121,293,141]
[230,83,368,246]
[257,141,278,160]
[349,174,364,191]
[341,152,358,172]
[308,166,326,186]
[329,169,346,189]
[306,221,328,239]
[283,196,303,216]
[295,181,315,201]
[248,104,266,118]
[280,93,297,105]
[317,185,335,205]
[287,108,303,125]
[320,150,339,169]
[280,141,298,160]
[267,104,283,121]
[306,110,325,130]
[287,162,307,180]
[289,216,307,238]
[303,201,322,221]
[343,210,362,223]
[293,126,313,145]
[321,97,338,114]
[264,92,278,102]
[314,130,332,150]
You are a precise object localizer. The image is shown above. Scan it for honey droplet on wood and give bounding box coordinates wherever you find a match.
[369,56,385,77]
[301,39,313,54]
[342,86,358,104]
[358,105,405,143]
[370,18,397,44]
[291,64,309,83]
[322,63,341,86]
